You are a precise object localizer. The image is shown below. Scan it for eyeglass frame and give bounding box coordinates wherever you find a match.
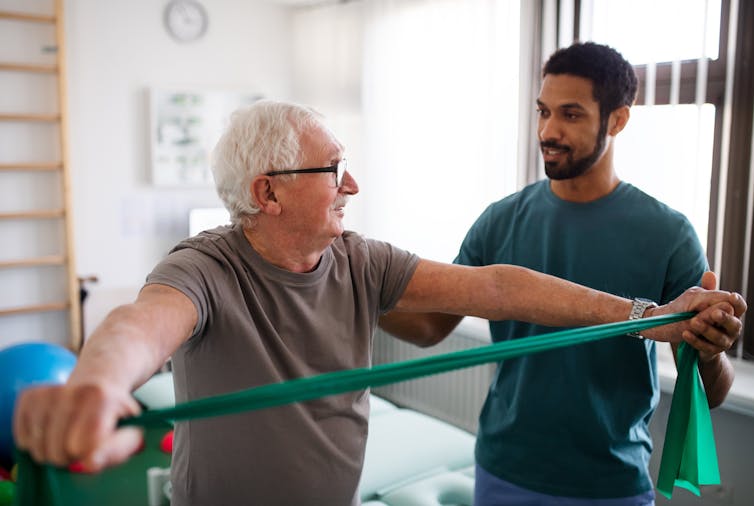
[266,159,347,188]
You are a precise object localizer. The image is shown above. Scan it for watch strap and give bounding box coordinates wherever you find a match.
[628,298,659,339]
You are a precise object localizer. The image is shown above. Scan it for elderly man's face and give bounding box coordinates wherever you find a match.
[276,123,359,247]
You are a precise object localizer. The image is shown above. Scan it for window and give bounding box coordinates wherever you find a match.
[292,0,522,264]
[357,0,522,263]
[617,104,715,251]
[581,0,721,252]
[587,0,721,63]
[572,0,754,360]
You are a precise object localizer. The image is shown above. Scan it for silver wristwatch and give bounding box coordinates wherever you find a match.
[627,298,658,339]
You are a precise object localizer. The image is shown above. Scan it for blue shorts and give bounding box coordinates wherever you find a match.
[474,463,655,506]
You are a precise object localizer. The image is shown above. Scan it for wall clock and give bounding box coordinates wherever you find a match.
[164,0,208,43]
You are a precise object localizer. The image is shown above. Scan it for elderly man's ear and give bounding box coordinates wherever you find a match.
[250,177,282,215]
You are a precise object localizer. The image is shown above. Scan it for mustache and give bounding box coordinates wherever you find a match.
[333,196,349,208]
[540,141,571,152]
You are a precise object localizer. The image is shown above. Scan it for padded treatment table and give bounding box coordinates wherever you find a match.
[369,394,399,416]
[133,372,176,411]
[359,408,475,501]
[378,471,475,506]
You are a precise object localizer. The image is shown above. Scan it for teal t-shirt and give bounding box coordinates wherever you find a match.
[455,180,707,498]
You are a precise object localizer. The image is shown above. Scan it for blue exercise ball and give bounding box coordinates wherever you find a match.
[0,342,77,465]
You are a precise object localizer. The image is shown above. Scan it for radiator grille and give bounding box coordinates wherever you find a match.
[372,327,495,434]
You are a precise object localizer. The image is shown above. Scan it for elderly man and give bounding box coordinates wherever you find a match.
[14,100,744,506]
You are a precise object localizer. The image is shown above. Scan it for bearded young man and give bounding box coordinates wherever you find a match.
[380,42,742,505]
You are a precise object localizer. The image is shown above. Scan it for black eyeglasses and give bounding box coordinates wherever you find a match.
[267,159,347,188]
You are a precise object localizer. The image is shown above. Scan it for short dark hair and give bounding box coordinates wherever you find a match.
[543,42,638,120]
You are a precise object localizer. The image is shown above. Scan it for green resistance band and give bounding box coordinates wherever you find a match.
[657,340,720,498]
[16,312,719,503]
[120,312,693,428]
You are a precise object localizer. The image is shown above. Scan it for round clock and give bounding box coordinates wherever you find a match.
[164,0,208,43]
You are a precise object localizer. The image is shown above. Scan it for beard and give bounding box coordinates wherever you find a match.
[542,121,608,180]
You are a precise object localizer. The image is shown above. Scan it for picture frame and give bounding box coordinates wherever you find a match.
[149,88,262,187]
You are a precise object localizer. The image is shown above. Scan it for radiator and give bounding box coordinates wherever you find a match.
[372,324,496,434]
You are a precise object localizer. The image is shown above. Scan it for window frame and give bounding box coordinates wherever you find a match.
[562,0,753,359]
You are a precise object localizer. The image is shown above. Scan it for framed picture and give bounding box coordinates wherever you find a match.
[149,88,262,186]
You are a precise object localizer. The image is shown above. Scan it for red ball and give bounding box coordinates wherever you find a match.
[0,467,9,481]
[160,430,174,454]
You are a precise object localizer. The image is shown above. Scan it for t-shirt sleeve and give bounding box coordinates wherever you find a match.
[144,248,214,338]
[454,203,495,267]
[362,238,420,313]
[661,216,709,304]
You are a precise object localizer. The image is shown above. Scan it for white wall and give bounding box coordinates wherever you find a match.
[64,0,295,319]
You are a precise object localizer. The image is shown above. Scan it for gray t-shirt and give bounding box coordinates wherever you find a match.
[145,225,419,506]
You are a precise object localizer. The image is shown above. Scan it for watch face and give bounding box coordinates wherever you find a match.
[164,0,208,42]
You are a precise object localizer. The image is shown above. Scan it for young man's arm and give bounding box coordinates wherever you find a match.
[388,259,745,350]
[379,311,463,347]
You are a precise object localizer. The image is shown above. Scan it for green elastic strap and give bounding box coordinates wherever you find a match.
[656,341,720,498]
[15,312,719,503]
[119,312,694,428]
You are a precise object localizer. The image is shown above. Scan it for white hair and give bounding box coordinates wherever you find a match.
[211,100,322,228]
